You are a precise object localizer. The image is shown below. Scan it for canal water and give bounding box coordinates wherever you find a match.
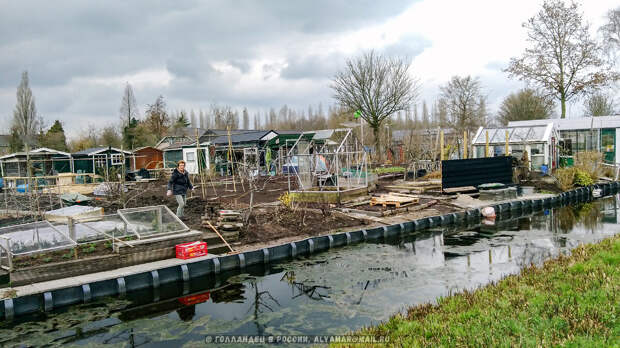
[2,197,620,347]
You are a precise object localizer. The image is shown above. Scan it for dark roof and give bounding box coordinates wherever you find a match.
[273,130,303,135]
[73,147,107,156]
[0,135,10,146]
[211,130,271,145]
[133,146,162,153]
[162,141,195,151]
[164,127,208,137]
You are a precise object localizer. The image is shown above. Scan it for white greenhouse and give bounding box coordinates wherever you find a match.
[471,123,558,171]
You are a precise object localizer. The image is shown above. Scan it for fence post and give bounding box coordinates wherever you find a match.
[485,131,489,157]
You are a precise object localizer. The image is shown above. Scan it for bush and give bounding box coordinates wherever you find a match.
[574,151,602,181]
[555,168,576,191]
[574,169,594,187]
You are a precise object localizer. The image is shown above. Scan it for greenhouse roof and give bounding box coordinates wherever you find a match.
[508,116,620,130]
[472,124,553,145]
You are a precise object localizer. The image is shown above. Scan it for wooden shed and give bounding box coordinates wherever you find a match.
[133,146,163,170]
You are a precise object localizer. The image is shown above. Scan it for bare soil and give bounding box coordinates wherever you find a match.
[242,204,363,244]
[85,175,460,250]
[12,240,115,268]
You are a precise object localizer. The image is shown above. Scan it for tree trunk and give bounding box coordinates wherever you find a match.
[372,125,382,163]
[561,93,567,119]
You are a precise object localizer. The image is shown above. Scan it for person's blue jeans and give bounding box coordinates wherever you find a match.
[175,194,186,218]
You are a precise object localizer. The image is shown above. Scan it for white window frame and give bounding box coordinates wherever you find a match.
[111,153,124,165]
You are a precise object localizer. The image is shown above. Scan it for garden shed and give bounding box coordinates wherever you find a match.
[72,147,133,176]
[471,123,558,171]
[0,147,73,187]
[133,146,163,170]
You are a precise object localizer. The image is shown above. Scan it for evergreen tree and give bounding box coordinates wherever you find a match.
[41,120,68,151]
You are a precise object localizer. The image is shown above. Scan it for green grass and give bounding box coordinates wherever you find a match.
[373,167,405,175]
[336,236,620,347]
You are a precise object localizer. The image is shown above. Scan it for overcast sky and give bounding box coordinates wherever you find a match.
[0,0,617,138]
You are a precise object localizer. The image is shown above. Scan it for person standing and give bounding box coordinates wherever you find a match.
[167,160,194,218]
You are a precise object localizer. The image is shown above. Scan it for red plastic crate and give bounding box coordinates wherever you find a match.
[176,241,208,259]
[179,292,211,305]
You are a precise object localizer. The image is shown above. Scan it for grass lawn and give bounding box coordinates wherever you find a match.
[337,235,620,347]
[373,167,406,175]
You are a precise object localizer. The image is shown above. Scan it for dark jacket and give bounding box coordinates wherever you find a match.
[168,169,193,195]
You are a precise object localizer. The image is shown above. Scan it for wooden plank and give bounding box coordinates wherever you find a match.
[442,186,477,194]
[370,194,419,208]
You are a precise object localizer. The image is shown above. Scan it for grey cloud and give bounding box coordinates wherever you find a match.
[280,52,345,80]
[0,0,418,134]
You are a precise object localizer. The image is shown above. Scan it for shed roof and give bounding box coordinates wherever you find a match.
[72,147,133,156]
[472,124,554,145]
[133,146,162,153]
[0,147,72,161]
[211,130,273,145]
[508,116,620,130]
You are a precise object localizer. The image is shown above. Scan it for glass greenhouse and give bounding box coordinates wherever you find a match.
[472,123,558,171]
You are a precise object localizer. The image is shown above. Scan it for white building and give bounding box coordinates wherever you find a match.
[472,123,558,171]
[509,116,620,164]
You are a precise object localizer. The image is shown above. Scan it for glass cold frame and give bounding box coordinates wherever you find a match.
[118,205,188,238]
[0,221,76,256]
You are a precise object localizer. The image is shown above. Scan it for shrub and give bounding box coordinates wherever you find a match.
[574,151,602,181]
[554,167,576,191]
[278,192,293,209]
[574,169,594,187]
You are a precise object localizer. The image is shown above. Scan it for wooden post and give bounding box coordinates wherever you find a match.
[195,128,207,199]
[505,130,509,156]
[227,126,236,192]
[463,130,468,159]
[485,131,489,157]
[439,130,445,161]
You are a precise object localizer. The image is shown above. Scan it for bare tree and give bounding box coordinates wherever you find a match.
[119,83,139,128]
[505,0,618,118]
[584,92,615,116]
[498,88,555,125]
[144,95,170,140]
[242,107,250,129]
[190,109,197,128]
[331,50,419,161]
[13,71,39,147]
[439,76,486,132]
[600,7,620,57]
[199,109,205,128]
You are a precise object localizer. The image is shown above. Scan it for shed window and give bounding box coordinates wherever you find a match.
[111,154,123,165]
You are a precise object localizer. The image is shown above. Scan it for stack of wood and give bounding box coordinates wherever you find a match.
[384,180,442,194]
[370,193,419,208]
[202,205,242,242]
[215,210,243,242]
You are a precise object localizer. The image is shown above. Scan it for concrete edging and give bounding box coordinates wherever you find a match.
[1,182,616,320]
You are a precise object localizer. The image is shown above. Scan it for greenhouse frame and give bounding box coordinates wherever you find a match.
[471,123,558,171]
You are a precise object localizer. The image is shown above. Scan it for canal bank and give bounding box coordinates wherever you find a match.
[0,188,619,345]
[0,183,617,322]
[349,234,620,347]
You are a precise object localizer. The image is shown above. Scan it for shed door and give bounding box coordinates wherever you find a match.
[601,129,615,163]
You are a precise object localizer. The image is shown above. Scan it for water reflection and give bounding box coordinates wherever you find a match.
[2,197,620,347]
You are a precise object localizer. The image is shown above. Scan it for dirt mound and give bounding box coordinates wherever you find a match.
[243,205,361,244]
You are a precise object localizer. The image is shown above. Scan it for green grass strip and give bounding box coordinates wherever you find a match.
[373,167,406,174]
[335,235,620,347]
